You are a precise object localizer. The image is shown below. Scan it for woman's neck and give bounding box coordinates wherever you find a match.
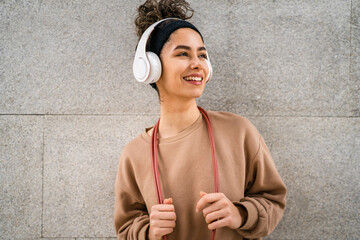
[157,99,200,139]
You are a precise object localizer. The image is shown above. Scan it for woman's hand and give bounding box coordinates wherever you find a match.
[148,198,176,240]
[196,191,243,230]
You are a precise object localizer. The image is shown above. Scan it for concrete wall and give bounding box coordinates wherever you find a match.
[1,0,359,239]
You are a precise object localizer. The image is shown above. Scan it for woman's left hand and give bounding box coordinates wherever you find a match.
[196,191,242,230]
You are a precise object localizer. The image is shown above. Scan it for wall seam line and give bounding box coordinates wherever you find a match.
[0,113,359,118]
[41,115,45,238]
[349,0,353,104]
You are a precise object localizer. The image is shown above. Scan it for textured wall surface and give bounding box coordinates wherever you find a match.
[1,0,359,239]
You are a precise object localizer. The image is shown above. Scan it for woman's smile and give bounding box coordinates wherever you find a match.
[183,73,204,85]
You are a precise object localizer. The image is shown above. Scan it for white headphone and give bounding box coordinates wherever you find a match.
[133,18,212,84]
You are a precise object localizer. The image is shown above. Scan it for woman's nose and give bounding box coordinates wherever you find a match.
[189,57,203,69]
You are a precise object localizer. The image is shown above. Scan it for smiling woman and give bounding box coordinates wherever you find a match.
[114,1,287,240]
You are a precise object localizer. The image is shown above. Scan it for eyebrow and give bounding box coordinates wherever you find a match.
[173,45,207,51]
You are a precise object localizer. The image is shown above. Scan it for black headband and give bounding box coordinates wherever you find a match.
[148,19,203,57]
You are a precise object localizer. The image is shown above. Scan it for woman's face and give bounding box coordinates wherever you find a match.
[156,28,209,101]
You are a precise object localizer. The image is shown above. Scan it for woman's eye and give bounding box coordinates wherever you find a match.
[199,54,208,59]
[177,52,188,57]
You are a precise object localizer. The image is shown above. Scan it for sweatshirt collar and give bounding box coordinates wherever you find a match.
[141,113,203,144]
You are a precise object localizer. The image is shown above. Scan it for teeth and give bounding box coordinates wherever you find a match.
[184,76,203,81]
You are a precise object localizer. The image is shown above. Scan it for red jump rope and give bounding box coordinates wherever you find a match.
[151,106,219,240]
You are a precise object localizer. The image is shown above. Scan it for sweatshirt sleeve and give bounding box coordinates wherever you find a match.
[234,135,287,238]
[114,147,150,240]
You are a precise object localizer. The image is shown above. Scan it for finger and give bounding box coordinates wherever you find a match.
[196,193,222,212]
[153,227,175,237]
[151,219,176,228]
[151,211,177,221]
[202,199,226,217]
[200,191,207,197]
[151,204,175,213]
[204,208,226,224]
[161,227,175,236]
[163,198,173,204]
[197,191,209,213]
[207,217,229,230]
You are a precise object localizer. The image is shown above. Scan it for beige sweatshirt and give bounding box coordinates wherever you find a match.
[114,111,286,240]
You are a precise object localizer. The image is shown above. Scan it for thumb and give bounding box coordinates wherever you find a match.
[163,198,173,204]
[200,191,207,197]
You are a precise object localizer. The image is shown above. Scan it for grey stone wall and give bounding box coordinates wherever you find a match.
[1,0,359,239]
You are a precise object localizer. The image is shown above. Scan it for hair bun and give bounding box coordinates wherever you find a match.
[135,0,194,38]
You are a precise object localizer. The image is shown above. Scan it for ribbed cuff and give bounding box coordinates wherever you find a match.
[234,201,258,230]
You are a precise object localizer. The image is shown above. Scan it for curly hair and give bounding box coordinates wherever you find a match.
[134,0,194,39]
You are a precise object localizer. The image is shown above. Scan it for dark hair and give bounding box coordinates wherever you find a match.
[134,0,195,92]
[135,0,194,39]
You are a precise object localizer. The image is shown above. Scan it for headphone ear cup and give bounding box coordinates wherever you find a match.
[205,59,212,83]
[146,51,162,83]
[133,56,148,82]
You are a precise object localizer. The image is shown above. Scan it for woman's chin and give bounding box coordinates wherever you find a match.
[188,90,205,99]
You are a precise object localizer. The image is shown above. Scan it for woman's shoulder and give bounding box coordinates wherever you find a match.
[207,110,259,135]
[207,110,262,157]
[121,131,149,160]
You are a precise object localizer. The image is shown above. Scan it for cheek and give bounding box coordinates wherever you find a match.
[161,65,174,81]
[162,61,186,78]
[158,64,179,87]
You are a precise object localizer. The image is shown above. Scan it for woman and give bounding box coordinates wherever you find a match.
[114,1,286,239]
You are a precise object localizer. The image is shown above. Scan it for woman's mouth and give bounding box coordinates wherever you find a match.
[183,76,203,82]
[183,74,204,86]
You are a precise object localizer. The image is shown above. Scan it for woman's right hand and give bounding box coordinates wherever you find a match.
[148,198,176,240]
